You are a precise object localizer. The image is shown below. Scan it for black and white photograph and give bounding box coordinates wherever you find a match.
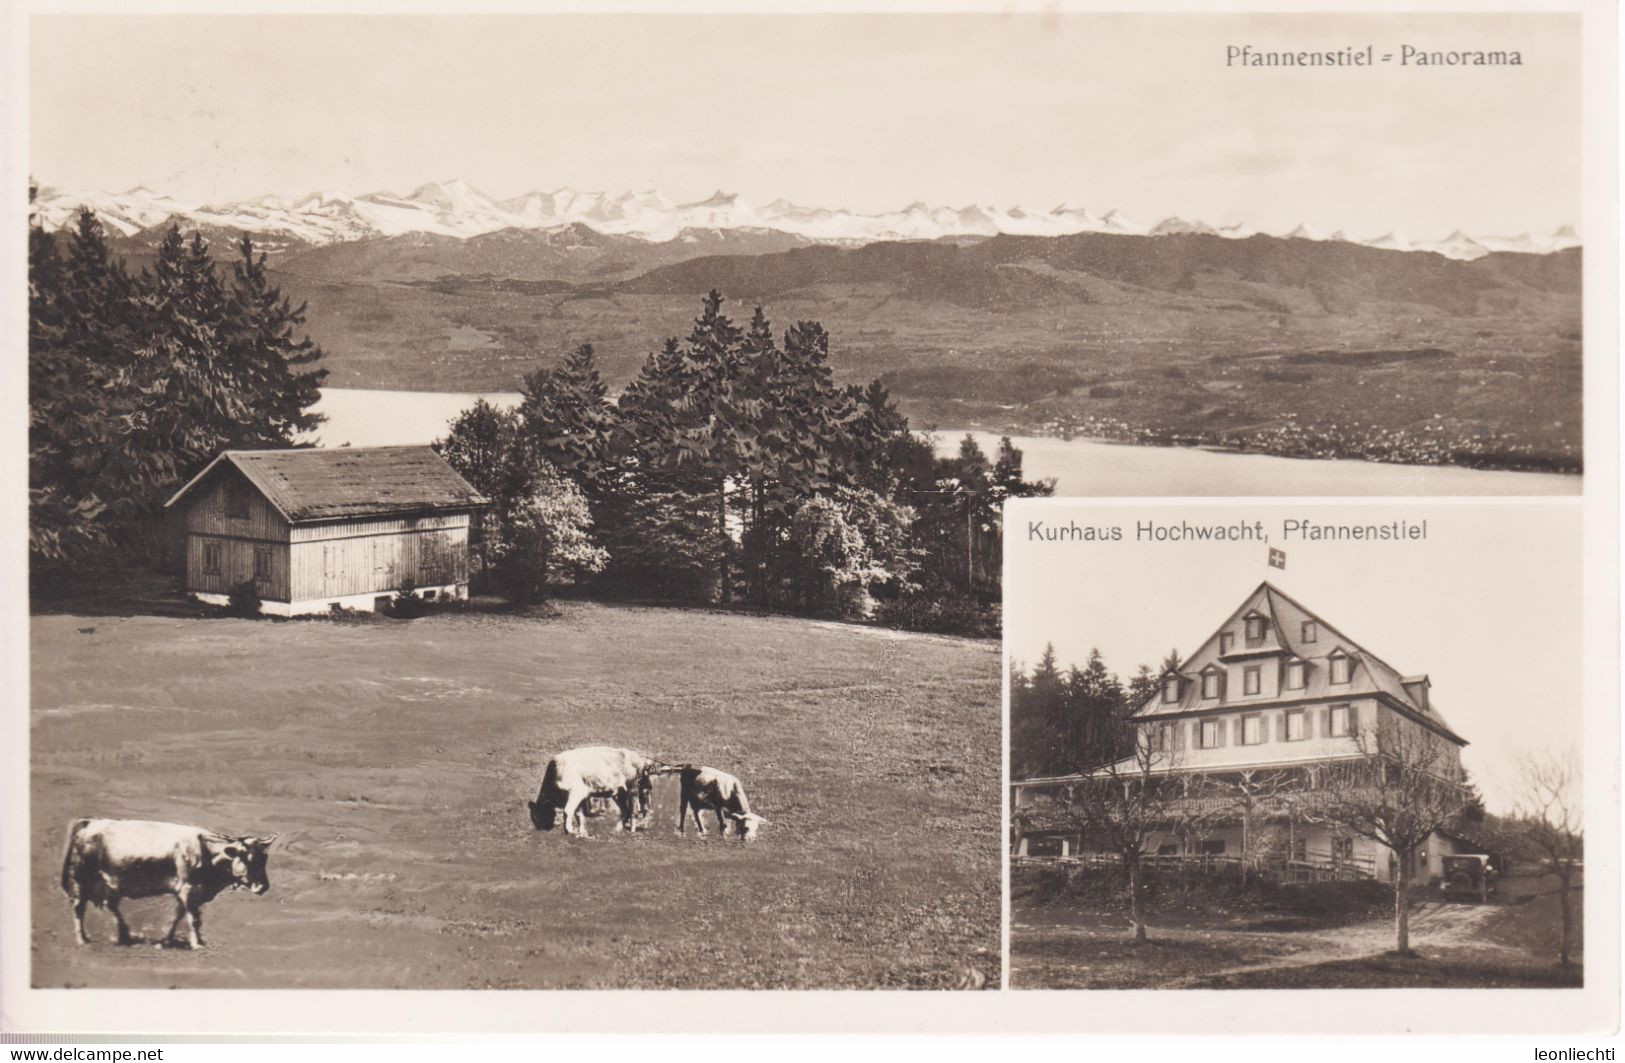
[1007,500,1587,990]
[3,0,1618,1043]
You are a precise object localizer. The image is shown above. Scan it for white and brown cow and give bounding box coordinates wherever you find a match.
[676,766,768,841]
[528,746,666,837]
[60,818,276,949]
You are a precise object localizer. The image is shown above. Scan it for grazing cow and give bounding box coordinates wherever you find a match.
[528,746,666,837]
[60,818,276,949]
[676,766,769,842]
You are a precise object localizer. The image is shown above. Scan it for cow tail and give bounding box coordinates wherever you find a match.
[60,818,90,896]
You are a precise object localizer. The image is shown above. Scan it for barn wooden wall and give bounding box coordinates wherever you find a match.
[185,535,291,602]
[183,470,290,541]
[288,514,471,602]
[183,469,293,600]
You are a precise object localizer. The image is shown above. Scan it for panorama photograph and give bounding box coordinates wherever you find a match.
[22,9,1580,993]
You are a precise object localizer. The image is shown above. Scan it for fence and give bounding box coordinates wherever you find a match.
[1014,847,1377,882]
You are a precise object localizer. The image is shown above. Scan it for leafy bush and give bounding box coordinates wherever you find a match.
[227,579,262,618]
[386,578,429,620]
[873,595,999,638]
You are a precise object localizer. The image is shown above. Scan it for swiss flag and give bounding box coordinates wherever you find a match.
[1268,548,1286,570]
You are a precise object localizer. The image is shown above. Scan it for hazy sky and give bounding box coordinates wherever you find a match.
[30,12,1579,238]
[1005,501,1584,814]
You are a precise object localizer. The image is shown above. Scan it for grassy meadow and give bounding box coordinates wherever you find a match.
[30,601,999,989]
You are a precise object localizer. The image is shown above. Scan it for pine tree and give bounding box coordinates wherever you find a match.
[223,236,327,447]
[28,211,329,575]
[519,342,622,487]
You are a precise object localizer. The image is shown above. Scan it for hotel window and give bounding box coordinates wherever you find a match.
[1219,632,1234,654]
[1330,704,1351,737]
[202,541,221,576]
[1149,724,1173,753]
[1243,666,1261,695]
[1201,839,1227,855]
[1162,676,1180,703]
[1301,621,1318,644]
[1241,715,1263,745]
[1245,616,1266,640]
[1285,660,1306,690]
[1200,719,1221,748]
[1329,652,1351,684]
[1286,709,1306,741]
[1201,672,1224,700]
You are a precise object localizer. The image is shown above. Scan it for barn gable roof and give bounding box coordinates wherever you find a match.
[166,446,488,523]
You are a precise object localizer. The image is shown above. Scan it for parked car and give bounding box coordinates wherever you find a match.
[1440,854,1497,902]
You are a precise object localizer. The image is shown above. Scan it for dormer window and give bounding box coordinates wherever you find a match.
[1162,676,1180,703]
[1219,632,1234,654]
[1201,669,1225,700]
[1328,650,1352,685]
[1245,615,1267,641]
[1301,621,1318,644]
[1285,660,1306,690]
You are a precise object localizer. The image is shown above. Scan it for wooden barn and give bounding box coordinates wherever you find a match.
[164,446,488,616]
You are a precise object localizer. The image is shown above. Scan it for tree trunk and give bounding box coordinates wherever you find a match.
[1240,804,1250,888]
[1127,854,1147,943]
[1558,872,1573,968]
[1394,854,1413,955]
[717,477,731,603]
[965,505,975,595]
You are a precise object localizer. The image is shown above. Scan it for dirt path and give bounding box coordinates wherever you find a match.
[1160,902,1514,988]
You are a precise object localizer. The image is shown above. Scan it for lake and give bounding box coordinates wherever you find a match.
[308,388,1580,497]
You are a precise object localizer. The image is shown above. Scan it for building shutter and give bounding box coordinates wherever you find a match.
[1275,713,1286,741]
[1173,722,1186,751]
[1217,718,1228,747]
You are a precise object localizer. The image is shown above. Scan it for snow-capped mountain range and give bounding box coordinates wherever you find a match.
[32,179,1582,261]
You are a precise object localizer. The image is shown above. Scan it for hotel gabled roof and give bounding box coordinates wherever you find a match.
[1137,581,1466,745]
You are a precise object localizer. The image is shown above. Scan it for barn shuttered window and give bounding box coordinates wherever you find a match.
[225,483,250,520]
[202,541,221,575]
[254,546,272,582]
[418,532,453,585]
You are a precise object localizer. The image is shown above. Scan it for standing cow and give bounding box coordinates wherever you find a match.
[676,766,769,842]
[60,818,276,949]
[528,746,666,837]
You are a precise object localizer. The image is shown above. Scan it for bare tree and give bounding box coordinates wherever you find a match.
[1511,749,1583,968]
[1190,767,1296,886]
[1064,718,1191,943]
[1305,713,1467,956]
